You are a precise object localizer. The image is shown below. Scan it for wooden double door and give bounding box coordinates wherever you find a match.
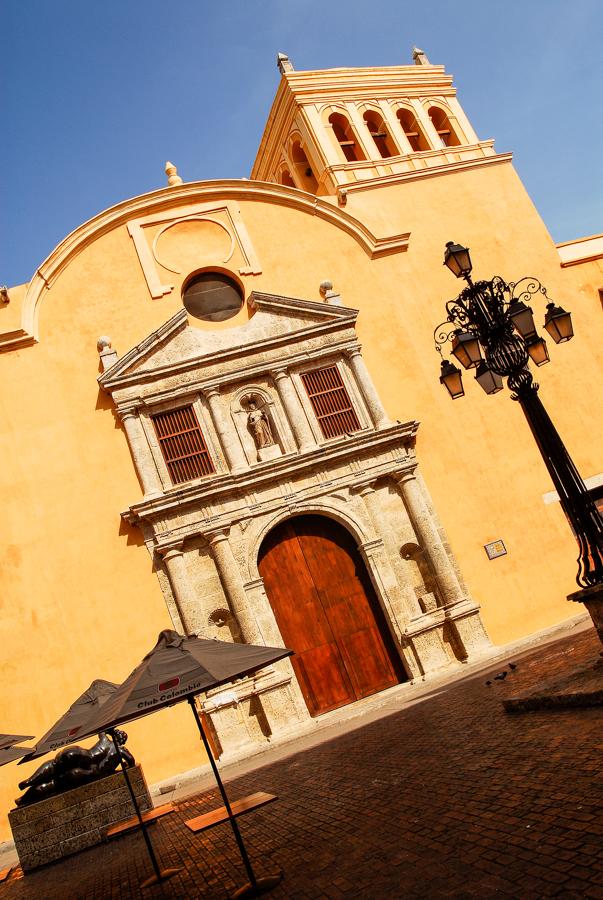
[258,515,406,716]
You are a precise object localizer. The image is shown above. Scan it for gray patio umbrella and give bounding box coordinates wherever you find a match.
[0,734,33,751]
[19,679,118,763]
[0,745,34,767]
[13,678,180,887]
[79,630,293,897]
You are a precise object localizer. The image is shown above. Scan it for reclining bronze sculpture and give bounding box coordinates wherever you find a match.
[15,729,134,806]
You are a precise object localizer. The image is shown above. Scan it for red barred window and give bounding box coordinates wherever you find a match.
[301,365,361,439]
[151,406,215,484]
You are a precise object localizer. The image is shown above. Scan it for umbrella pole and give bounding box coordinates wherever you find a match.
[109,729,181,890]
[188,697,282,898]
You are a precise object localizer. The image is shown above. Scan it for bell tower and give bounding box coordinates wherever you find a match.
[251,49,498,204]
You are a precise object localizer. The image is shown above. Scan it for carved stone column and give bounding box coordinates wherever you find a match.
[157,546,197,635]
[345,347,390,429]
[119,407,162,497]
[271,368,317,452]
[203,386,247,473]
[395,469,490,659]
[355,485,451,676]
[378,100,414,155]
[395,469,465,608]
[207,530,263,644]
[356,537,423,679]
[243,577,310,721]
[345,103,378,160]
[356,484,423,620]
[412,100,440,150]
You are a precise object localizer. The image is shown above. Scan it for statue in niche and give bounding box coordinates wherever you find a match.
[15,730,135,806]
[246,399,275,449]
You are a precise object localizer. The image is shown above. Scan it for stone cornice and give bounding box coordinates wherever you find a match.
[122,420,420,527]
[0,328,36,354]
[249,291,356,320]
[334,150,513,201]
[98,293,360,394]
[3,181,411,353]
[284,64,451,92]
[556,232,603,267]
[98,308,188,389]
[111,335,355,410]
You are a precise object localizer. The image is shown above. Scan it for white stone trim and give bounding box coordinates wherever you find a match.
[557,233,603,267]
[127,202,262,299]
[543,472,603,504]
[123,425,417,526]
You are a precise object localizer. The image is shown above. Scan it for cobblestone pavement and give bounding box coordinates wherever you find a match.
[1,626,602,899]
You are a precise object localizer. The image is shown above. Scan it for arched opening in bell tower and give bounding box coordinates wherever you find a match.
[290,140,318,192]
[328,113,366,163]
[279,167,296,188]
[428,106,461,147]
[396,107,430,152]
[363,109,399,158]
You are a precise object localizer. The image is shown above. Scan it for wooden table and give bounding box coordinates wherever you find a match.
[105,802,174,839]
[184,792,277,833]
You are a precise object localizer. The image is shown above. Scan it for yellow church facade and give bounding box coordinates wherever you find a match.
[1,50,601,841]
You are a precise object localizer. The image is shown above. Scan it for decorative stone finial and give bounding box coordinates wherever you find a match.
[319,280,343,306]
[412,46,430,66]
[0,286,9,304]
[97,336,118,371]
[97,336,112,352]
[165,161,183,187]
[277,52,294,74]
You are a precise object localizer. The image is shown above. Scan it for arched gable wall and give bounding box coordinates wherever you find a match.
[5,180,410,350]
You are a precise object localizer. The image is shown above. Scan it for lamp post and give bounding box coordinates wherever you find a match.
[434,242,603,634]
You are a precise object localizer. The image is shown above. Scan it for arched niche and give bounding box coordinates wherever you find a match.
[230,386,287,465]
[400,541,440,612]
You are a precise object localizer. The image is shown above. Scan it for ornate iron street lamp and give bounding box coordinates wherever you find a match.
[434,242,603,612]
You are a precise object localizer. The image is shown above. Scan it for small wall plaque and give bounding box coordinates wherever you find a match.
[484,539,507,560]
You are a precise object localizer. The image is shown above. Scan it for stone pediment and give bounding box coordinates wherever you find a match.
[99,291,358,389]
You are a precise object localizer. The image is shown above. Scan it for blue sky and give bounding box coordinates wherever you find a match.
[2,0,601,286]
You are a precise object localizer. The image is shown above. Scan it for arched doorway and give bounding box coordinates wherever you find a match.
[258,514,407,716]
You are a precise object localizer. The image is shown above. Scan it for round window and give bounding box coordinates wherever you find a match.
[182,272,243,322]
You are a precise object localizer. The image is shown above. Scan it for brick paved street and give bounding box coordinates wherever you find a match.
[1,625,602,899]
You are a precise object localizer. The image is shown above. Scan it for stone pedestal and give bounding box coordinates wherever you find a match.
[446,600,492,658]
[257,443,281,462]
[201,668,307,759]
[568,583,603,644]
[9,764,151,872]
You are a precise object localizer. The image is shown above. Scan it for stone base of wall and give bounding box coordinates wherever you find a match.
[203,666,308,759]
[447,600,492,659]
[8,764,151,872]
